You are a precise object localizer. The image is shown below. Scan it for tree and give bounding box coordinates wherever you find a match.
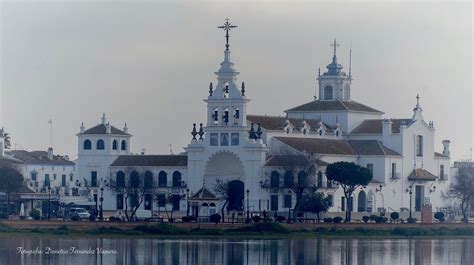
[325,162,372,222]
[300,192,329,222]
[112,168,153,221]
[214,179,230,223]
[265,151,321,221]
[162,193,184,221]
[449,171,474,223]
[0,166,24,214]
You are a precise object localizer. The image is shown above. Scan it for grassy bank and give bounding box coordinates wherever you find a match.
[0,222,473,238]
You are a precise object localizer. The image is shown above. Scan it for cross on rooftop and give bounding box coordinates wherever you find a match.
[217,18,238,50]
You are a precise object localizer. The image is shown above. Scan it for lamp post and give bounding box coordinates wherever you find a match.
[287,189,292,223]
[47,186,52,220]
[186,188,190,217]
[246,189,250,223]
[99,187,104,221]
[406,185,413,220]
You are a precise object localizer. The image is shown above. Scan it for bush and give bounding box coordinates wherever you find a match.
[333,217,343,223]
[390,212,399,222]
[375,216,387,224]
[232,223,289,234]
[89,214,96,222]
[369,215,378,222]
[210,213,221,224]
[434,212,445,222]
[323,217,333,223]
[181,216,191,223]
[407,217,417,224]
[71,215,80,221]
[362,216,370,223]
[252,215,261,223]
[134,224,187,235]
[0,213,8,219]
[276,216,286,223]
[30,209,41,220]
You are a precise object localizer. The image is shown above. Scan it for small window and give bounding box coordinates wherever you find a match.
[327,195,334,207]
[97,139,105,150]
[391,163,397,179]
[324,86,333,100]
[130,171,140,188]
[231,133,239,146]
[416,135,423,157]
[44,174,50,187]
[210,133,218,146]
[158,171,167,187]
[144,171,153,188]
[270,171,280,188]
[69,175,73,182]
[157,194,166,207]
[61,174,66,187]
[91,171,97,187]
[284,194,292,208]
[220,133,229,146]
[284,171,294,187]
[121,140,127,151]
[317,171,323,187]
[83,139,92,150]
[270,195,279,211]
[31,172,37,181]
[116,171,125,187]
[112,140,118,150]
[172,171,182,187]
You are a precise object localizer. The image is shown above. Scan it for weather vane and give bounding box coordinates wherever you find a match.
[331,39,339,57]
[218,18,237,50]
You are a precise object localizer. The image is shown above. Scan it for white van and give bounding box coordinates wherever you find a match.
[133,210,152,221]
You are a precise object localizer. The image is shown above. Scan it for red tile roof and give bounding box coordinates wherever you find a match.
[351,119,413,134]
[408,169,437,181]
[247,115,333,132]
[285,100,383,114]
[10,150,74,166]
[82,124,128,135]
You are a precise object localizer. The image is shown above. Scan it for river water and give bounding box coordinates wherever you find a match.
[1,236,472,265]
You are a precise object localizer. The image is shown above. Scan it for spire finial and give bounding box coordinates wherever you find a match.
[331,38,339,57]
[416,94,420,107]
[349,42,352,77]
[217,18,237,50]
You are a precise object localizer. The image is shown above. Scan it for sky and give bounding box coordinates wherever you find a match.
[0,1,472,161]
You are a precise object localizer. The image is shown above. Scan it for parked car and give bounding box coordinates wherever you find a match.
[132,210,152,221]
[69,207,91,220]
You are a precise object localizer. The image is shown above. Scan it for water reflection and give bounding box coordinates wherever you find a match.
[1,236,473,265]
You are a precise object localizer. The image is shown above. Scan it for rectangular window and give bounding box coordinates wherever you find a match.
[157,194,166,207]
[53,174,57,180]
[70,175,73,182]
[391,163,397,179]
[210,133,218,146]
[130,193,138,208]
[341,197,345,211]
[270,195,279,211]
[93,194,98,203]
[367,164,374,175]
[231,133,239,146]
[44,174,50,187]
[327,195,334,207]
[439,165,445,180]
[220,133,229,146]
[61,175,66,187]
[91,171,97,187]
[284,194,292,208]
[172,198,180,211]
[415,186,424,212]
[116,194,124,210]
[416,135,423,157]
[31,172,37,181]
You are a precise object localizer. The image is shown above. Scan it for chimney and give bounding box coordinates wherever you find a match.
[123,123,129,134]
[382,119,393,147]
[47,147,53,160]
[141,148,146,155]
[101,113,107,124]
[80,122,85,133]
[442,140,451,157]
[106,123,112,134]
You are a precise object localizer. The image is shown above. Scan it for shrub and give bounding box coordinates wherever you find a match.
[252,215,261,223]
[434,212,445,222]
[232,223,289,234]
[333,217,343,223]
[369,215,378,222]
[133,224,187,235]
[210,213,221,224]
[89,214,96,222]
[390,212,399,222]
[323,217,333,223]
[375,216,387,224]
[181,216,191,223]
[109,216,117,222]
[30,209,41,220]
[276,216,286,223]
[71,215,80,221]
[0,213,8,219]
[407,217,417,224]
[362,216,370,223]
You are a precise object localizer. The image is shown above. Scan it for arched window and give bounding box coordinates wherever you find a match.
[172,171,182,187]
[270,171,280,188]
[317,171,323,187]
[416,135,423,157]
[116,171,125,187]
[112,140,118,150]
[324,86,333,100]
[144,171,153,189]
[97,139,105,150]
[121,140,127,151]
[297,171,307,186]
[284,171,294,187]
[83,139,92,150]
[158,171,167,187]
[130,171,140,188]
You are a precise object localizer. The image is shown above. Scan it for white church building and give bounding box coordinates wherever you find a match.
[76,22,452,220]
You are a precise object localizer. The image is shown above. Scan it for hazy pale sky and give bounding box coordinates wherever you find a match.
[1,1,472,161]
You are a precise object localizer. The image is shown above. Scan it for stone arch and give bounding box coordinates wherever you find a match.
[204,151,245,185]
[357,190,367,212]
[367,191,376,213]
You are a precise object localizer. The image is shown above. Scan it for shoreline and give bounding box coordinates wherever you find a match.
[0,220,473,239]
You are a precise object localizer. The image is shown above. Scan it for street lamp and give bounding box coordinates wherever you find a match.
[186,188,190,217]
[406,185,413,220]
[246,189,250,223]
[99,187,104,221]
[287,189,292,223]
[47,186,52,220]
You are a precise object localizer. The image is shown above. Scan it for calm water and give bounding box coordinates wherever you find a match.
[0,236,472,265]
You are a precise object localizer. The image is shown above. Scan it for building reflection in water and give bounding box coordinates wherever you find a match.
[2,236,473,265]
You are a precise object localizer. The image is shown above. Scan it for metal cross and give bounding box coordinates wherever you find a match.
[218,18,237,50]
[330,39,339,56]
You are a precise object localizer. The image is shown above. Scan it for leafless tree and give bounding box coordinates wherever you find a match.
[214,179,230,222]
[449,170,474,223]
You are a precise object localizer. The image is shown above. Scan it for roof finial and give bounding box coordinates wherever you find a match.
[217,18,237,50]
[416,94,420,108]
[331,38,339,58]
[349,42,352,77]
